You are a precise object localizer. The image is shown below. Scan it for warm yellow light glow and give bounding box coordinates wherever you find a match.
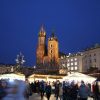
[0,73,25,81]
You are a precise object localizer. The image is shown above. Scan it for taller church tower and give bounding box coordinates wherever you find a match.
[36,25,46,66]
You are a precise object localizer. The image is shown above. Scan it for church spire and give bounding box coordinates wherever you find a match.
[40,24,45,33]
[39,24,46,36]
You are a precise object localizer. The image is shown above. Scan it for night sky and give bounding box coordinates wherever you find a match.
[0,0,100,66]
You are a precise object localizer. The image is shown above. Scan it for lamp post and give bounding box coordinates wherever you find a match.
[15,52,25,72]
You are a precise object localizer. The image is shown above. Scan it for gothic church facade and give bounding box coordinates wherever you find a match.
[36,26,59,74]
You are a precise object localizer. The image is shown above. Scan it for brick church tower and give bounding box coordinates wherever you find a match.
[48,32,59,67]
[36,25,46,66]
[36,25,59,74]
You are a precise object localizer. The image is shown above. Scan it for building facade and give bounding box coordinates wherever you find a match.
[59,44,100,73]
[82,44,100,72]
[0,64,16,74]
[36,26,59,74]
[59,52,83,74]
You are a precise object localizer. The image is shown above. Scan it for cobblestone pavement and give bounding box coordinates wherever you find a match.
[29,93,56,100]
[29,93,93,100]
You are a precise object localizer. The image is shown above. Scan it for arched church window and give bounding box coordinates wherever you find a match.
[50,44,52,48]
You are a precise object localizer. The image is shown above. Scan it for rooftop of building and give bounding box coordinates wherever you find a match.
[60,52,83,59]
[60,43,100,59]
[83,43,100,51]
[0,63,15,67]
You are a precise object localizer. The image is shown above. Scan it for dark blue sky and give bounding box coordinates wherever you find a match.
[0,0,100,66]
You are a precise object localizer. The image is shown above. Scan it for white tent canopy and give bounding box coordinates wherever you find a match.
[0,73,25,81]
[63,72,96,83]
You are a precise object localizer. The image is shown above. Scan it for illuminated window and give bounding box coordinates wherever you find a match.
[75,66,77,70]
[75,62,77,65]
[71,67,73,70]
[67,63,70,67]
[71,63,73,65]
[75,58,77,61]
[71,59,73,61]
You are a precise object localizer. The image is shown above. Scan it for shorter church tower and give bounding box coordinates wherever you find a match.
[48,32,59,67]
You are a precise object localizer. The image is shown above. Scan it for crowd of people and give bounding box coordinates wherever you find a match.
[0,78,100,100]
[29,80,100,100]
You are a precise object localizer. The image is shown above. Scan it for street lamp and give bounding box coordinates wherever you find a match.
[15,52,25,71]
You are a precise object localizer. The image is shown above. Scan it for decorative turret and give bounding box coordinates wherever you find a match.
[49,31,58,41]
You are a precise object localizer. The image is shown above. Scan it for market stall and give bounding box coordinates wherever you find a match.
[0,73,25,81]
[63,72,96,83]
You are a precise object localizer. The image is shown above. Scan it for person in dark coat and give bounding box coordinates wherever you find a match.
[70,84,78,100]
[45,82,51,100]
[94,82,99,100]
[30,82,34,93]
[55,82,60,100]
[40,81,45,100]
[0,80,7,100]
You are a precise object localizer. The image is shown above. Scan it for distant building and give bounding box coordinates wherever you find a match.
[36,25,59,74]
[82,44,100,72]
[59,44,100,73]
[0,64,16,74]
[0,64,34,77]
[59,52,83,74]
